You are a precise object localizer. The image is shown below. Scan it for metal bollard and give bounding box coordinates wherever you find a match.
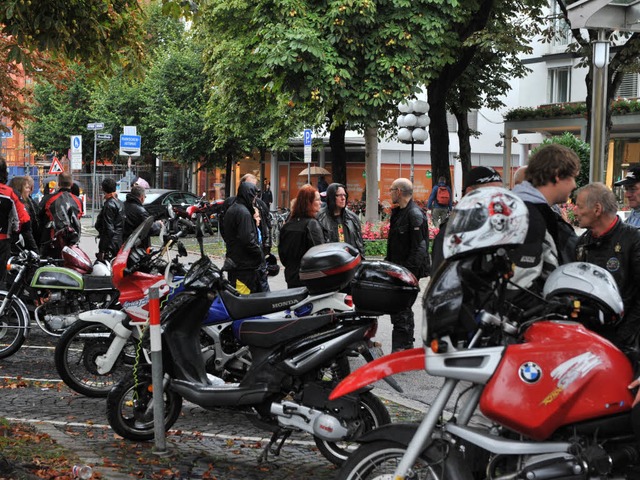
[149,287,168,455]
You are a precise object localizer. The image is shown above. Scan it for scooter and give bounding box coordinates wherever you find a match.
[106,233,419,466]
[331,249,640,476]
[55,217,356,397]
[0,238,115,359]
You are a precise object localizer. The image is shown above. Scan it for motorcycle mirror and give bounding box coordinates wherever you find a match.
[14,234,25,248]
[177,241,188,257]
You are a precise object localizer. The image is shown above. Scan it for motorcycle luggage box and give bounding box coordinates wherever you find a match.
[351,261,419,314]
[299,243,361,294]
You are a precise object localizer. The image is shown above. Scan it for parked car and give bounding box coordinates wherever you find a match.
[118,188,200,223]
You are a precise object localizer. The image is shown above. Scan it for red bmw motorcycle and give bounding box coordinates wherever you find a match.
[331,187,640,480]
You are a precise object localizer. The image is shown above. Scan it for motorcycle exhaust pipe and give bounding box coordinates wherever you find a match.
[271,401,349,441]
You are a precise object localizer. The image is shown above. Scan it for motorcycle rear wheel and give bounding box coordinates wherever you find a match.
[337,437,471,480]
[106,369,183,441]
[0,294,29,359]
[315,391,391,466]
[54,320,136,397]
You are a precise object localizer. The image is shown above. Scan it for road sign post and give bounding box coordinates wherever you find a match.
[303,129,312,184]
[87,122,105,221]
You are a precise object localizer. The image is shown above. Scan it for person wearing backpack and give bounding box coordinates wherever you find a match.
[427,176,452,228]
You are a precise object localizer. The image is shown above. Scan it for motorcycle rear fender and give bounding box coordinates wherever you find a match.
[329,348,424,401]
[353,422,419,445]
[78,309,130,338]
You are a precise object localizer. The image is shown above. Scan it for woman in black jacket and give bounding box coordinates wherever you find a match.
[278,185,324,288]
[316,183,364,257]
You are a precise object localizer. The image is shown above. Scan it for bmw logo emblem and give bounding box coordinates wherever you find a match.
[519,362,542,384]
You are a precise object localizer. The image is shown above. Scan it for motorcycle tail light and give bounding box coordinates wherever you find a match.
[363,319,378,339]
[344,295,353,307]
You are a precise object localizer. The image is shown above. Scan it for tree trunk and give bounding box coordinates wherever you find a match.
[364,127,379,224]
[427,82,452,186]
[454,110,472,187]
[329,123,347,185]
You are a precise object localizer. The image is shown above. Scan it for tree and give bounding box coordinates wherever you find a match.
[1,0,145,130]
[24,66,94,155]
[555,1,640,146]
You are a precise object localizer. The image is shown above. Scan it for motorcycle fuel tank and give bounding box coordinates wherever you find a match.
[479,321,634,440]
[31,266,84,290]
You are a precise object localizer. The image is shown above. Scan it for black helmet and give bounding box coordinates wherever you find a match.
[266,254,280,277]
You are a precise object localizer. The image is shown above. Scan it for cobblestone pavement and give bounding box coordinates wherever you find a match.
[0,331,425,479]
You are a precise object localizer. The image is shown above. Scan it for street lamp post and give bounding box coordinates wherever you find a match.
[397,100,430,184]
[590,30,610,183]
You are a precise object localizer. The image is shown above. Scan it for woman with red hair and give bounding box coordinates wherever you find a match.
[278,185,324,287]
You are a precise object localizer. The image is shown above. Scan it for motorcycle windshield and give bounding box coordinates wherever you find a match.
[112,217,155,286]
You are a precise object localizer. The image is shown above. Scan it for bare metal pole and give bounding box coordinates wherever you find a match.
[589,30,609,183]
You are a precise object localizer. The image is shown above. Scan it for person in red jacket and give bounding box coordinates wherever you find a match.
[0,157,35,284]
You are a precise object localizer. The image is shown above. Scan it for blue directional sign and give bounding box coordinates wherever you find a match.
[303,129,312,163]
[119,134,141,156]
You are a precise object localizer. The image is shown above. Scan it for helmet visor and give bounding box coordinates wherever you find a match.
[446,206,489,235]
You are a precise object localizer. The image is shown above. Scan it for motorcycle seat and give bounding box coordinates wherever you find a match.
[83,275,116,290]
[220,287,309,319]
[236,312,334,348]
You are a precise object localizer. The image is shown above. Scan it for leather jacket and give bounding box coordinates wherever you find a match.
[39,188,83,244]
[123,194,160,247]
[317,207,364,256]
[576,217,640,349]
[386,199,430,278]
[278,216,325,287]
[96,194,125,257]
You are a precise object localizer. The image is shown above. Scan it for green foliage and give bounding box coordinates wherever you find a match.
[364,240,387,258]
[532,132,590,190]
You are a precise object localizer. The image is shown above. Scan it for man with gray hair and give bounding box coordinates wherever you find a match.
[574,182,640,352]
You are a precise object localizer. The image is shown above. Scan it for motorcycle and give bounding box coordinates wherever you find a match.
[0,239,116,359]
[106,232,419,465]
[172,194,222,235]
[55,216,358,398]
[330,186,640,479]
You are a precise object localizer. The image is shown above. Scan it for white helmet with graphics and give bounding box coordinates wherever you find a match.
[443,186,529,259]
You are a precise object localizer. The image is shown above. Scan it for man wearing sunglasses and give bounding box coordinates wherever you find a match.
[615,165,640,228]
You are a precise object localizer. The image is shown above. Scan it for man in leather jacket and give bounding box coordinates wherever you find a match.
[95,178,125,261]
[223,181,264,293]
[39,172,83,257]
[574,182,640,353]
[386,178,430,351]
[317,183,364,257]
[0,158,34,284]
[123,185,162,248]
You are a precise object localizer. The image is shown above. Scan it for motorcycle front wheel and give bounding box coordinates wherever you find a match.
[336,436,471,480]
[0,294,29,359]
[106,369,183,441]
[54,320,136,397]
[315,391,390,466]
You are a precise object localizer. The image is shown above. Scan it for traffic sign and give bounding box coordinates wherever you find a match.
[119,134,141,157]
[303,129,312,164]
[87,122,104,131]
[97,133,113,141]
[0,129,13,139]
[49,157,64,175]
[70,135,82,170]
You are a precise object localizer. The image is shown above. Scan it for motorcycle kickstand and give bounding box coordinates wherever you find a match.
[258,429,291,463]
